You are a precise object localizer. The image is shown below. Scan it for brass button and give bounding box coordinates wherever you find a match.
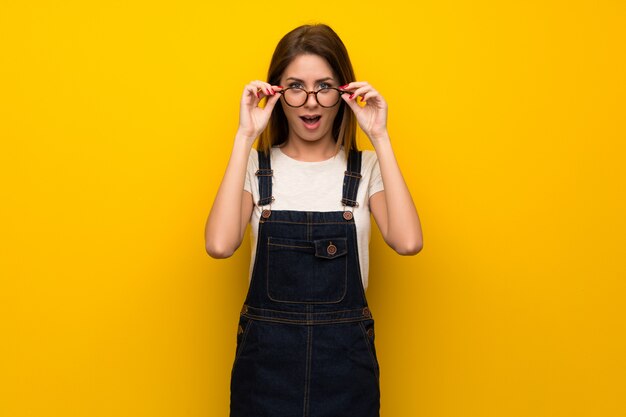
[261,209,271,219]
[327,242,337,256]
[362,307,371,317]
[241,305,248,315]
[367,327,374,338]
[238,325,244,335]
[343,211,353,221]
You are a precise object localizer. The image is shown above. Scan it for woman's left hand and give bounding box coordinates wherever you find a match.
[340,82,389,143]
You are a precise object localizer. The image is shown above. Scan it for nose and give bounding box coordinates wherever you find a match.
[303,91,319,108]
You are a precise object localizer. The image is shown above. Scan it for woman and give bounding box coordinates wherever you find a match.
[205,23,422,417]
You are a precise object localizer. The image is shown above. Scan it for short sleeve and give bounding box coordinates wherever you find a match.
[368,156,384,197]
[243,148,258,194]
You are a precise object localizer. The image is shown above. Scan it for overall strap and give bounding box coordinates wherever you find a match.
[341,150,363,208]
[255,149,273,206]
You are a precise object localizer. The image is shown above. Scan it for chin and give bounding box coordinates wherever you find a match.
[298,133,331,143]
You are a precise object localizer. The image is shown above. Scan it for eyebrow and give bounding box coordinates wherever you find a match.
[286,77,335,83]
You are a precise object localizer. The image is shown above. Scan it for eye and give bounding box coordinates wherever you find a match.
[289,82,304,89]
[319,82,332,89]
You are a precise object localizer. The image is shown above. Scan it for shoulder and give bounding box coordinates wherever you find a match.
[247,147,259,169]
[360,149,377,160]
[360,149,379,170]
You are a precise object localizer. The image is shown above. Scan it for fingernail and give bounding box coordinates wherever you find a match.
[340,84,349,89]
[255,92,259,98]
[278,86,284,89]
[349,94,355,99]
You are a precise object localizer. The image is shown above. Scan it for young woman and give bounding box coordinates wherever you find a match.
[205,23,422,417]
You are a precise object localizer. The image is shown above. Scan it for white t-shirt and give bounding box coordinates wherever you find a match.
[243,146,385,291]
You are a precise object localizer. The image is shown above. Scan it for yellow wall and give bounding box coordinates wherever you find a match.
[1,1,624,416]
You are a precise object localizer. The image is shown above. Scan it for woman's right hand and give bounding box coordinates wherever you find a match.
[206,81,281,258]
[237,80,283,141]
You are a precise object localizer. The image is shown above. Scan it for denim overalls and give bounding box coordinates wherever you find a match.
[230,149,380,417]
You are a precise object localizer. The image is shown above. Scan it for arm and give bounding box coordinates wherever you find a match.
[204,81,283,258]
[368,141,423,255]
[204,138,255,258]
[340,82,423,255]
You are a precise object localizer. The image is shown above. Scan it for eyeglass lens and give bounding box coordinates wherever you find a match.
[283,88,341,108]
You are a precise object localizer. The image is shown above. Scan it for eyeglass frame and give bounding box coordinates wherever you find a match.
[278,87,349,108]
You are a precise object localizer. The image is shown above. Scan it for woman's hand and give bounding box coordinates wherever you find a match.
[206,80,281,259]
[341,82,423,255]
[237,80,283,142]
[340,81,389,143]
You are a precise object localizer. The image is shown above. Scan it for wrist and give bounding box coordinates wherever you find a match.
[235,129,257,144]
[369,130,391,146]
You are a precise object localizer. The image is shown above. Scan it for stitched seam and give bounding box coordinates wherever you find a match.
[343,175,354,205]
[348,175,356,201]
[351,223,369,304]
[244,306,365,315]
[269,237,317,245]
[242,314,370,324]
[266,236,271,304]
[260,173,267,202]
[232,319,254,370]
[303,325,312,417]
[266,238,348,304]
[269,243,314,249]
[314,252,348,259]
[350,172,359,197]
[257,151,272,206]
[339,240,348,302]
[359,321,380,383]
[304,213,308,240]
[265,297,347,305]
[342,150,362,208]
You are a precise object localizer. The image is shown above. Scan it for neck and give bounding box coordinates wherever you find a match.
[279,137,338,162]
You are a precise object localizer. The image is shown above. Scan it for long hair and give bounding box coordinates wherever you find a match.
[257,24,357,158]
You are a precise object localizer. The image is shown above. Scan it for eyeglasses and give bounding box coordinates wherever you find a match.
[278,87,348,108]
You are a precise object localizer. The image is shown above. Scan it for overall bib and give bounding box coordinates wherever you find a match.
[230,149,380,417]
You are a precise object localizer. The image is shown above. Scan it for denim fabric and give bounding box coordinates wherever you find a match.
[230,152,380,417]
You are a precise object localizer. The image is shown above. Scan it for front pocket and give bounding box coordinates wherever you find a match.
[232,316,253,370]
[359,319,380,380]
[266,236,348,303]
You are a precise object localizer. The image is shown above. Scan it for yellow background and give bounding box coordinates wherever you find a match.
[1,1,625,416]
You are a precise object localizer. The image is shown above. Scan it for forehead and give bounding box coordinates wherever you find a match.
[282,54,334,80]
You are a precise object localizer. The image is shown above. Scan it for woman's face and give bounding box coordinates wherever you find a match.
[279,54,341,145]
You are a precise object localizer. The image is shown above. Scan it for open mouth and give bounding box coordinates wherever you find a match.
[300,115,321,125]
